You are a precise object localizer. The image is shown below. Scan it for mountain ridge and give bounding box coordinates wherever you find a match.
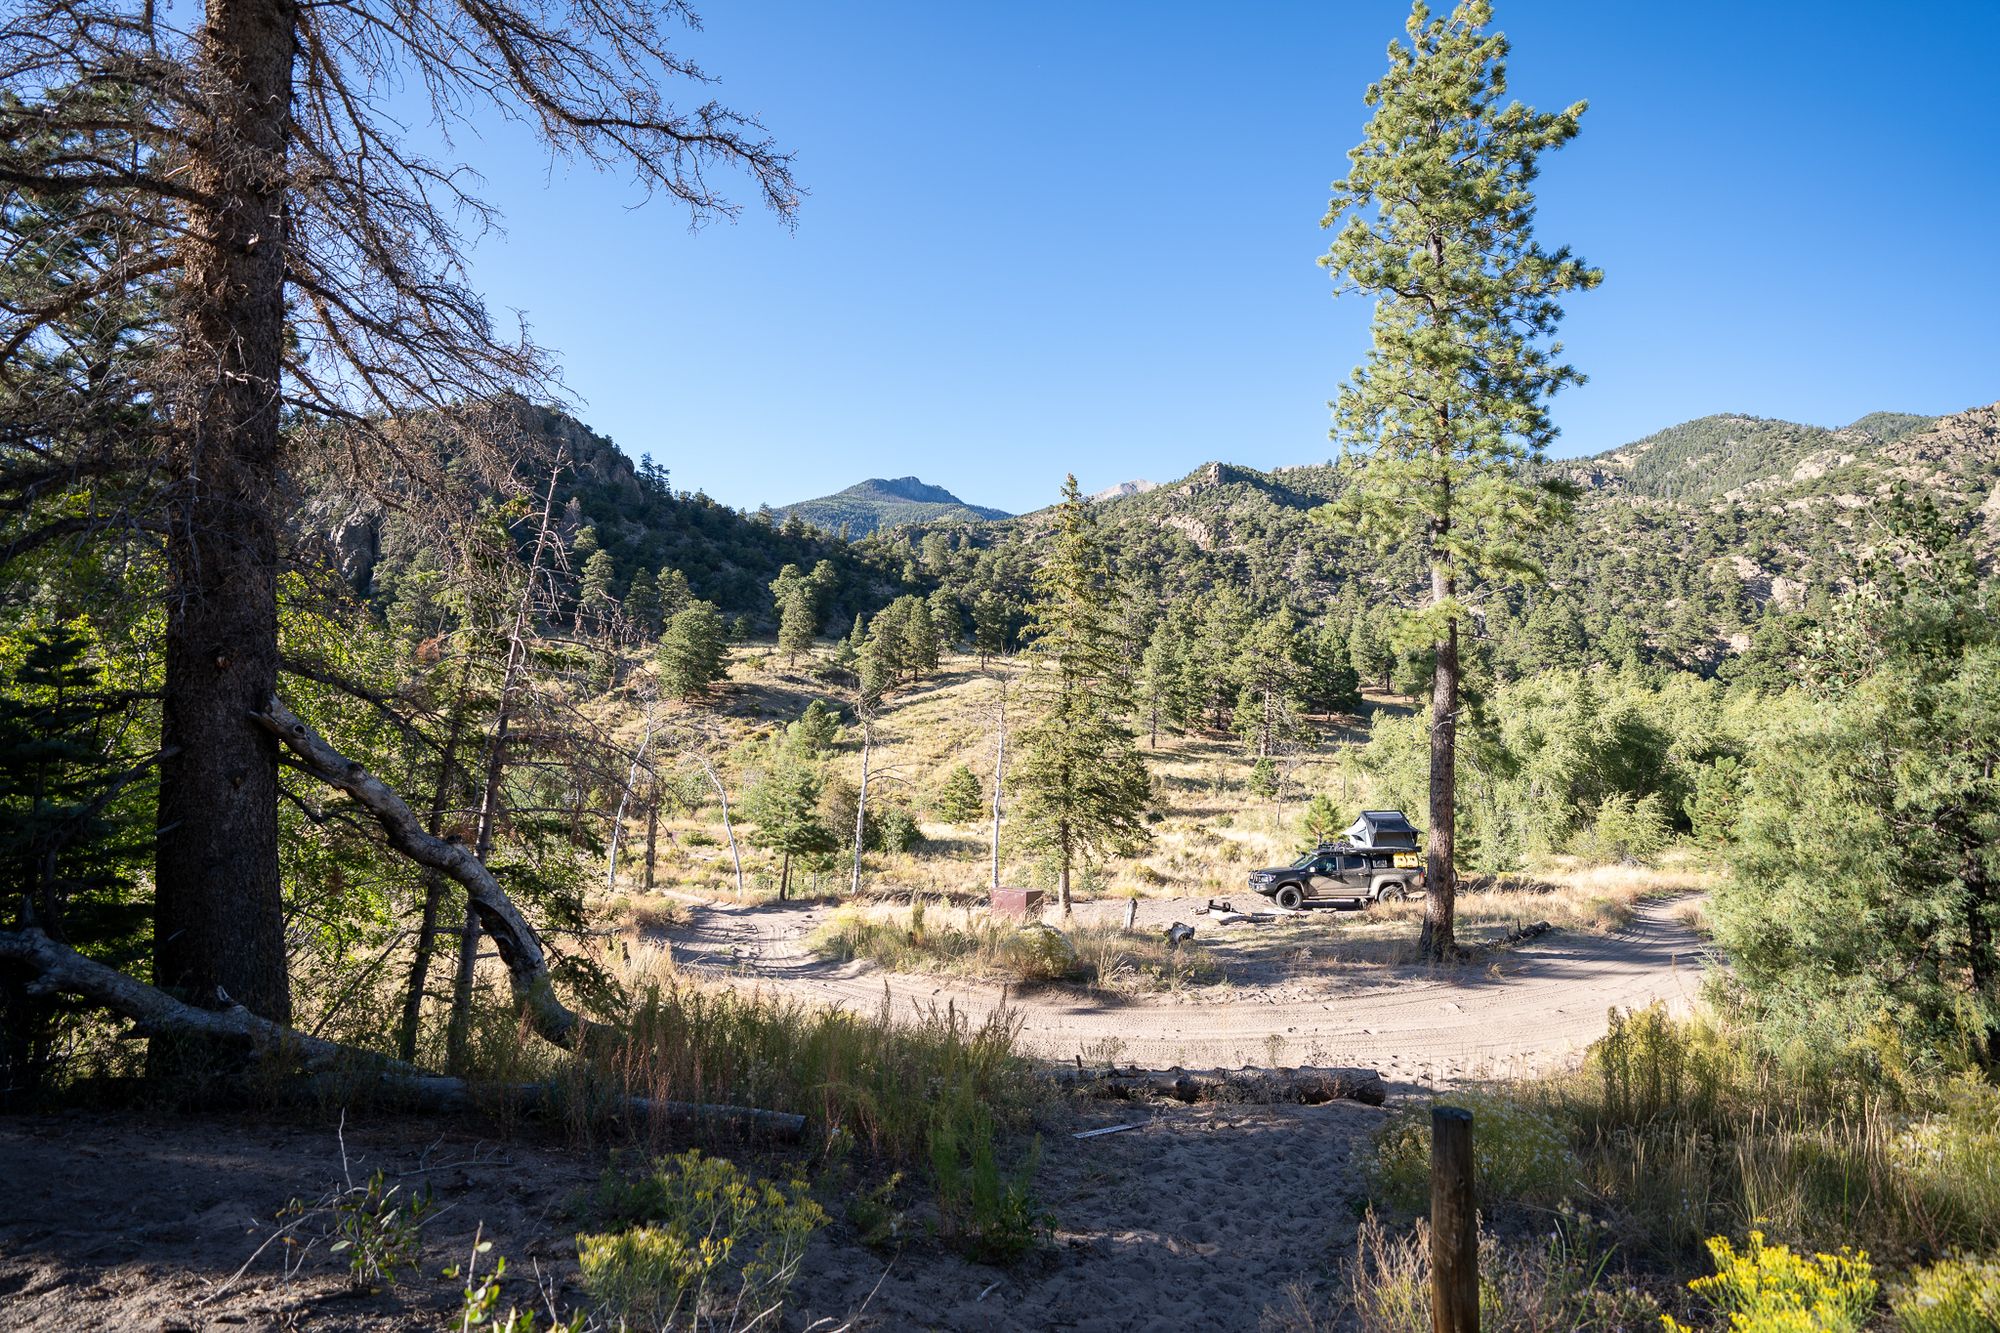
[772,476,1010,537]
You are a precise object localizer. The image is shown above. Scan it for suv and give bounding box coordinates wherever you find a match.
[1247,844,1424,911]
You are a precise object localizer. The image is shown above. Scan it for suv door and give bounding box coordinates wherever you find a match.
[1307,854,1368,903]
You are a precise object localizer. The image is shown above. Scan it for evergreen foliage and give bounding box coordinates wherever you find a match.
[657,601,728,700]
[934,764,984,824]
[1316,0,1600,957]
[1014,477,1151,913]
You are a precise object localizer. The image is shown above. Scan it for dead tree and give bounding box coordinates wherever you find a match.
[450,458,568,1070]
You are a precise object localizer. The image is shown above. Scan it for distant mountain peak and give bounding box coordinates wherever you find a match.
[1090,479,1157,502]
[774,475,1010,537]
[841,476,969,506]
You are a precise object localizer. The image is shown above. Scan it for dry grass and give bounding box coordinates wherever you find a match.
[597,649,1710,953]
[809,899,1219,994]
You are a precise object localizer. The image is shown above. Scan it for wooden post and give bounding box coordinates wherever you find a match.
[1431,1105,1477,1333]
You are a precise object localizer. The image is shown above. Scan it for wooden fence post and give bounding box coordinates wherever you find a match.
[1431,1104,1477,1333]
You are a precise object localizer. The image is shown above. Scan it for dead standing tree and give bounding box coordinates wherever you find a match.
[1,0,796,1051]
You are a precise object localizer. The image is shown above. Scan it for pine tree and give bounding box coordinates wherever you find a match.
[575,548,619,636]
[624,569,663,638]
[1233,610,1306,757]
[864,605,907,683]
[928,588,962,654]
[1138,618,1190,748]
[655,568,695,621]
[787,699,843,757]
[743,749,833,900]
[1015,476,1151,913]
[972,593,1011,666]
[1317,0,1599,958]
[1,628,150,1095]
[777,588,817,666]
[1300,793,1344,846]
[906,598,941,676]
[934,764,984,824]
[1302,622,1363,715]
[657,601,728,700]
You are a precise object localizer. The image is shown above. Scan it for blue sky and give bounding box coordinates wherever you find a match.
[454,1,2000,515]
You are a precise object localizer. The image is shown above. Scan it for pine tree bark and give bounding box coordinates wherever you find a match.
[1421,550,1459,962]
[153,0,297,1035]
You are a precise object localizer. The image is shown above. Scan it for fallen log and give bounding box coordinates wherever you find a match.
[1052,1063,1388,1107]
[253,696,613,1053]
[0,928,805,1140]
[0,926,413,1075]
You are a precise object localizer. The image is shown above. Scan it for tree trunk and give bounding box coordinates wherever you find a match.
[850,714,871,898]
[448,462,564,1071]
[1058,830,1072,916]
[398,673,473,1064]
[253,699,612,1052]
[778,851,790,901]
[694,751,746,898]
[1421,558,1459,962]
[1966,761,1997,1071]
[607,702,656,891]
[643,791,658,891]
[153,0,298,1041]
[991,672,1007,892]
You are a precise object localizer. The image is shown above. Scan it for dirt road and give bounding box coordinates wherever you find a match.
[661,894,1712,1088]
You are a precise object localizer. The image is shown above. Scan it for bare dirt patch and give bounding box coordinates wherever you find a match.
[663,894,1713,1089]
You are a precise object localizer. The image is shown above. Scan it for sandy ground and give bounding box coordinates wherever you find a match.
[663,893,1713,1091]
[0,906,1708,1330]
[0,1098,1382,1332]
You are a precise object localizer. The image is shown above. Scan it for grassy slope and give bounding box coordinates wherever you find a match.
[603,646,1710,938]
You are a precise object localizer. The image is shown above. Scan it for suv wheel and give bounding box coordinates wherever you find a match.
[1275,884,1304,911]
[1375,883,1407,903]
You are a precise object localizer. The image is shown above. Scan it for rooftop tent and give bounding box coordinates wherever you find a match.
[1341,809,1419,851]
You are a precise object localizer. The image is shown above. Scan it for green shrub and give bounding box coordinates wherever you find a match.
[1584,1003,1747,1133]
[1571,791,1671,865]
[1369,1089,1580,1210]
[928,1090,1048,1264]
[1662,1231,1876,1333]
[1892,1255,2000,1333]
[1887,1077,2000,1245]
[575,1150,825,1332]
[683,829,719,848]
[876,804,923,853]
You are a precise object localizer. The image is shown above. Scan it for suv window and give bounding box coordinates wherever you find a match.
[1338,855,1366,872]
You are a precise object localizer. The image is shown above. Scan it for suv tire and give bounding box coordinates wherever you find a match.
[1275,884,1304,911]
[1375,882,1407,903]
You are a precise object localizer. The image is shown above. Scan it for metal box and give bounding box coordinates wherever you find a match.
[990,886,1045,916]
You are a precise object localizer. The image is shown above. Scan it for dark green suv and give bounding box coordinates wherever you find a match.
[1247,845,1424,911]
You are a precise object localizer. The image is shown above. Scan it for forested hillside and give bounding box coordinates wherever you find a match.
[877,401,2000,681]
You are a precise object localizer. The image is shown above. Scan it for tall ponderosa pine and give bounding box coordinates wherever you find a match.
[1318,0,1599,958]
[1015,477,1150,914]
